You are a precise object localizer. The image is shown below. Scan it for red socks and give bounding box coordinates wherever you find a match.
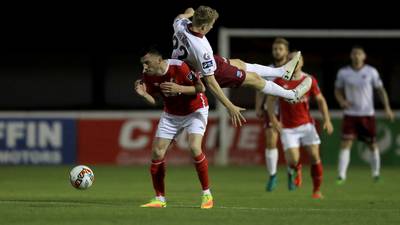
[150,159,166,196]
[311,162,323,193]
[149,152,210,196]
[193,152,210,190]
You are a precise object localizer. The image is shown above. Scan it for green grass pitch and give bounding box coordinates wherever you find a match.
[0,165,399,225]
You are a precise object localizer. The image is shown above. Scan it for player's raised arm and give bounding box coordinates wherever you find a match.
[176,8,195,20]
[203,75,246,127]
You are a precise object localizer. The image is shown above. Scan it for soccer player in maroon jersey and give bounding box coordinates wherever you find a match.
[267,52,333,199]
[135,48,213,209]
[335,46,394,184]
[172,6,311,127]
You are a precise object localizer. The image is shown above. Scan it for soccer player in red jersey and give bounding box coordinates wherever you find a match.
[135,48,212,209]
[267,52,333,199]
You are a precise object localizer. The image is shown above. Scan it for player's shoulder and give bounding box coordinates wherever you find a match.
[303,72,318,82]
[167,59,191,73]
[363,64,379,73]
[338,65,352,73]
[173,17,191,27]
[168,59,185,66]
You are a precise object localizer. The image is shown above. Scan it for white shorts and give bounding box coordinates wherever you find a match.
[280,123,321,151]
[155,107,209,140]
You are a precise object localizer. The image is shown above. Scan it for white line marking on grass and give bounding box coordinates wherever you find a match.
[170,204,400,212]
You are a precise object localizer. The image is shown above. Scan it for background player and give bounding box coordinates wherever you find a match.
[172,6,312,127]
[135,48,213,209]
[267,52,333,199]
[335,46,395,184]
[255,37,290,192]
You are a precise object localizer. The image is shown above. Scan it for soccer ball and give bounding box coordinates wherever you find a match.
[69,165,95,190]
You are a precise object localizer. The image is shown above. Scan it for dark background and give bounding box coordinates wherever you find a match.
[1,1,399,110]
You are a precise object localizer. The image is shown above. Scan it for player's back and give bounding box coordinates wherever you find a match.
[171,18,216,76]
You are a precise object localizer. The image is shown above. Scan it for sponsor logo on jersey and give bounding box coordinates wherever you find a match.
[203,53,211,60]
[202,61,214,69]
[236,71,243,78]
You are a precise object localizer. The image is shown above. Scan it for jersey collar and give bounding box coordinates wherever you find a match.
[187,24,204,38]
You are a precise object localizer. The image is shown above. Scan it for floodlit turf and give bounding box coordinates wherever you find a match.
[0,165,399,225]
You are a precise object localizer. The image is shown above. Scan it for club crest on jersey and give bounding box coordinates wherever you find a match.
[187,71,196,81]
[202,60,214,69]
[203,53,211,60]
[236,71,243,78]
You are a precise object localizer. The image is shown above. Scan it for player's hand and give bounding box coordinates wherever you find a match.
[271,119,282,133]
[228,105,246,127]
[339,100,351,109]
[160,82,181,95]
[323,120,334,135]
[385,107,395,122]
[255,108,264,119]
[134,80,147,96]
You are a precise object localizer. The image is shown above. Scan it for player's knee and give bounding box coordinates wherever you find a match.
[189,143,202,156]
[244,72,264,89]
[230,59,246,70]
[310,154,321,164]
[152,146,166,159]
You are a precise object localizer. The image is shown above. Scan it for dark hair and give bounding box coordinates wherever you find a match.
[140,45,163,58]
[351,45,365,51]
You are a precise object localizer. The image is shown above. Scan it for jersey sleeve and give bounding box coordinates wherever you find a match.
[371,68,383,88]
[173,17,190,32]
[194,50,216,76]
[334,69,344,88]
[310,76,321,96]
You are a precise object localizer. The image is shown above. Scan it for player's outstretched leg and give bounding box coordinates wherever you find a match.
[236,51,301,81]
[243,73,312,102]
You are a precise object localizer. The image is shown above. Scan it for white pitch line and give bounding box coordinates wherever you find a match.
[170,204,400,212]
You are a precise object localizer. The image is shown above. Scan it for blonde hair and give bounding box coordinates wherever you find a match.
[192,6,219,27]
[273,37,289,50]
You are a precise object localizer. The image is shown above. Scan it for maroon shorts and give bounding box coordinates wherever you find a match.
[341,115,376,143]
[213,55,246,88]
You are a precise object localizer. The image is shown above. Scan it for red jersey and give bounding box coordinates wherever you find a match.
[274,73,321,128]
[143,59,208,116]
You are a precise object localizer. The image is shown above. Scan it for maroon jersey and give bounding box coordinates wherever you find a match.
[143,59,208,116]
[275,73,321,128]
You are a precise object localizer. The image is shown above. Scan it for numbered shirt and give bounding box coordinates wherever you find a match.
[335,64,383,116]
[143,59,208,116]
[275,73,321,128]
[171,17,216,76]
